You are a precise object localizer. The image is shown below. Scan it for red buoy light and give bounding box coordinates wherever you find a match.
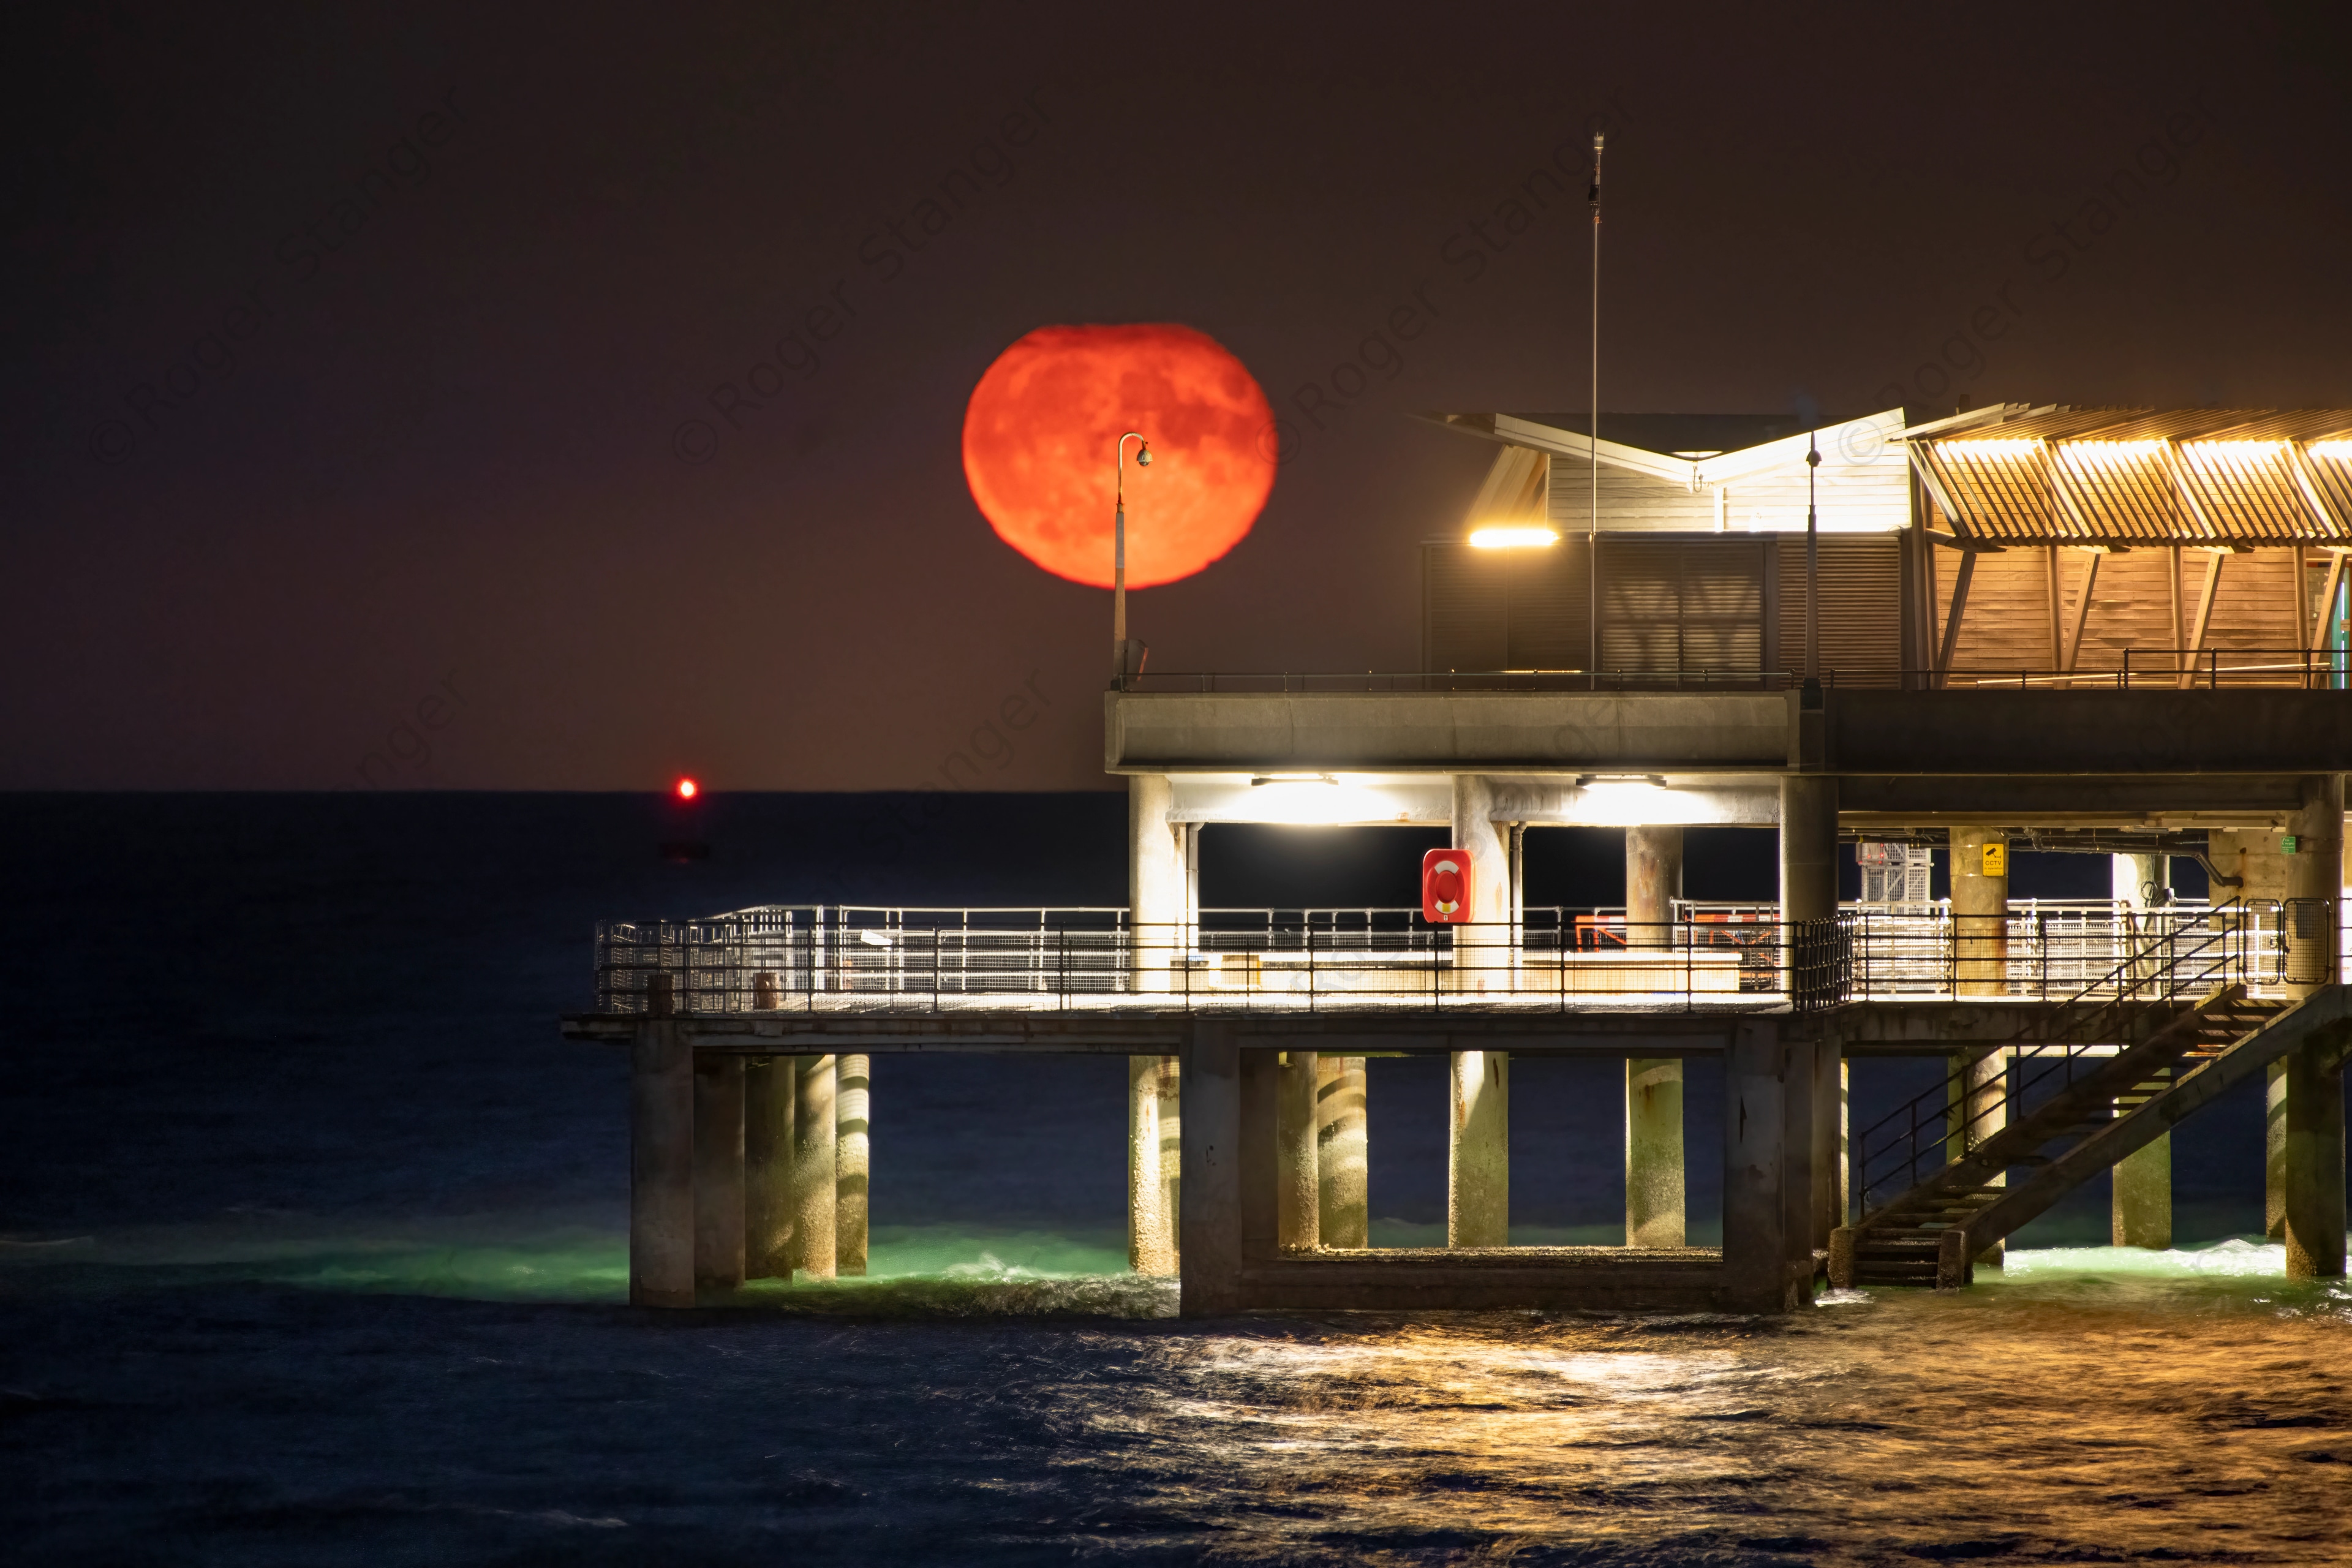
[675,777,699,801]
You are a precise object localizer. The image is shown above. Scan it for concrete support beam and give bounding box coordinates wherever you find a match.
[1812,1034,1842,1256]
[1128,1056,1182,1273]
[630,1018,694,1308]
[1316,1055,1368,1248]
[692,1053,745,1291]
[1948,1047,2009,1268]
[2267,1058,2290,1242]
[1450,774,1513,990]
[2283,775,2344,993]
[791,1054,837,1280]
[1449,1050,1509,1246]
[835,1053,870,1276]
[1625,826,1686,1246]
[1724,1019,1809,1311]
[2282,1039,2348,1280]
[2112,1130,2173,1250]
[1626,1058,1684,1248]
[1178,1021,1240,1316]
[1276,1051,1319,1250]
[1130,773,1185,992]
[1951,827,2008,997]
[743,1056,794,1280]
[2110,854,2173,1251]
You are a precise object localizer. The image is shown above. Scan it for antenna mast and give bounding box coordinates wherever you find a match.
[1587,129,1604,690]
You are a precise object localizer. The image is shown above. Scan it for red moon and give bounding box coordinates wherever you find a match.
[962,323,1276,588]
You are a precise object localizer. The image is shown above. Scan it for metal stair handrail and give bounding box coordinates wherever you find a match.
[1853,900,2252,1218]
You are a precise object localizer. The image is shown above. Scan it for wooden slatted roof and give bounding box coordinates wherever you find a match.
[1904,405,2352,548]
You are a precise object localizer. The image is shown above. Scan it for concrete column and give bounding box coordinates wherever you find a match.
[743,1056,794,1280]
[1626,826,1685,1246]
[1130,774,1185,995]
[1778,776,1838,1000]
[1447,777,1511,1250]
[1724,1019,1799,1311]
[2111,853,2173,1249]
[1813,1035,1842,1255]
[1128,1055,1180,1273]
[1449,774,1512,991]
[1950,827,2008,997]
[790,1054,837,1279]
[835,1053,870,1276]
[1316,1054,1368,1248]
[2284,775,2345,993]
[1178,1020,1241,1316]
[2282,1039,2347,1280]
[693,1053,746,1291]
[1947,1047,2008,1268]
[2267,1058,2290,1241]
[1836,1055,1852,1227]
[1276,1050,1319,1250]
[1449,1049,1509,1246]
[1626,1058,1684,1247]
[629,1019,694,1308]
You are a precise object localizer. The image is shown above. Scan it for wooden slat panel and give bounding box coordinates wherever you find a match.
[1782,535,1901,685]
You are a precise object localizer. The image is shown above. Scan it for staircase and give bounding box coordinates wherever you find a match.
[1837,910,2349,1290]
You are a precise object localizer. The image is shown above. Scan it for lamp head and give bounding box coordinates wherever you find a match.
[1136,443,1152,467]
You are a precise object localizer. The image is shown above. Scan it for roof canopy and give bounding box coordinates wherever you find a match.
[1905,405,2352,548]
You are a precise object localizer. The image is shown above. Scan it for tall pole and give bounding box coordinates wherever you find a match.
[1114,431,1148,687]
[1588,131,1604,690]
[1805,433,1821,683]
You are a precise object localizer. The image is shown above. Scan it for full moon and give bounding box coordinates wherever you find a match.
[962,323,1276,588]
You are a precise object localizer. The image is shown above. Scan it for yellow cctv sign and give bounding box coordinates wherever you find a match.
[1982,840,2008,878]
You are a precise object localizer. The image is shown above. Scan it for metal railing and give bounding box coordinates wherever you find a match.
[1115,649,2350,693]
[591,906,1855,1016]
[1849,897,2339,1217]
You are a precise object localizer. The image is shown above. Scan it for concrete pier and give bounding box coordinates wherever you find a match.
[693,1053,746,1291]
[1626,1058,1684,1248]
[2280,775,2346,1281]
[2111,853,2172,1248]
[2280,1041,2348,1280]
[743,1055,794,1279]
[1315,1054,1368,1248]
[791,1054,838,1278]
[1450,774,1511,990]
[1276,1050,1319,1250]
[1130,772,1183,989]
[1949,826,2010,1267]
[629,1014,694,1308]
[1625,826,1685,1247]
[1449,1049,1509,1246]
[1725,1019,1813,1310]
[1128,1055,1180,1273]
[835,1053,870,1276]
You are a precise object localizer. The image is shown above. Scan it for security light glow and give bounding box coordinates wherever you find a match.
[675,777,699,800]
[1468,527,1561,549]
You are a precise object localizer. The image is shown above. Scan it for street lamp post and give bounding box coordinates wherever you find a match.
[1114,431,1152,687]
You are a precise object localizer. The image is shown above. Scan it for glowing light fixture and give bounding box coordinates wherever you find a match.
[2310,441,2352,460]
[1941,439,2039,459]
[675,777,699,801]
[1573,772,1670,826]
[1468,526,1561,549]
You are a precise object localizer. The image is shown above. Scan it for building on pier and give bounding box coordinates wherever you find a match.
[568,405,2352,1313]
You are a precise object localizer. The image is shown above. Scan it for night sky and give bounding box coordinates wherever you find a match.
[10,2,2351,791]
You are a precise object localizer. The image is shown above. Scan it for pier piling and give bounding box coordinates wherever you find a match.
[744,1055,794,1279]
[836,1054,870,1276]
[792,1054,838,1279]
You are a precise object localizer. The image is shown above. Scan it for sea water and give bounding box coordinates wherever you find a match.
[5,795,2347,1564]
